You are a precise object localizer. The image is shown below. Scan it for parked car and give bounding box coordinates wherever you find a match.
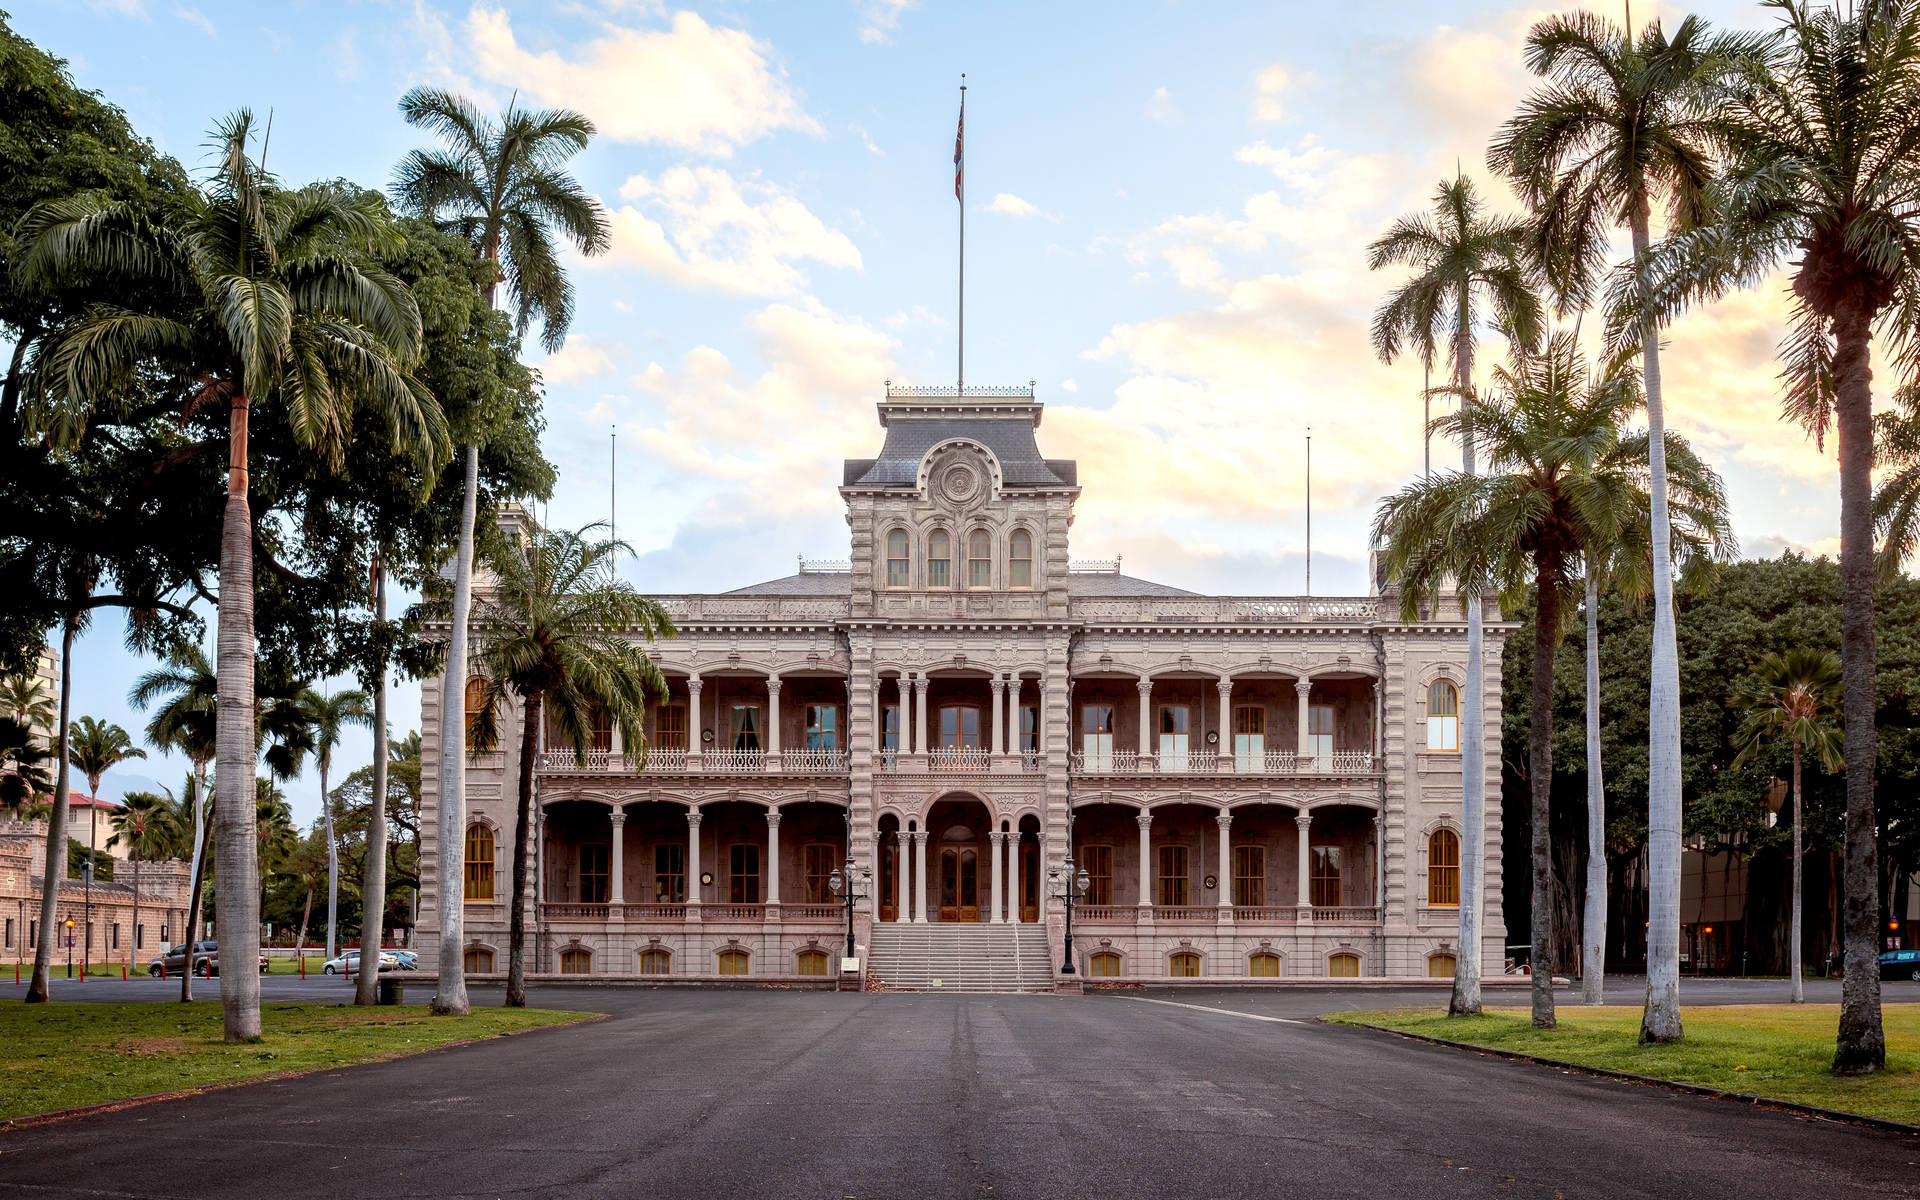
[145,940,267,977]
[1879,949,1920,981]
[321,950,399,975]
[390,950,418,971]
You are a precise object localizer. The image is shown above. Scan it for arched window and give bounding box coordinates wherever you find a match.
[886,529,910,587]
[559,947,591,974]
[968,530,991,588]
[1428,953,1457,979]
[465,824,495,901]
[927,530,952,588]
[1427,680,1460,752]
[638,947,671,974]
[718,948,750,976]
[1428,828,1461,907]
[796,949,829,976]
[1249,952,1281,978]
[464,947,494,973]
[1328,952,1360,978]
[1088,950,1123,978]
[1009,529,1033,588]
[1169,951,1202,978]
[464,675,490,719]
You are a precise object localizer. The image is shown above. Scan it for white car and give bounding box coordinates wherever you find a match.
[320,950,399,975]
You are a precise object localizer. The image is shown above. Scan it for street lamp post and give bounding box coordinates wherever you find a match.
[1049,856,1091,975]
[826,858,871,962]
[82,859,93,980]
[62,917,75,979]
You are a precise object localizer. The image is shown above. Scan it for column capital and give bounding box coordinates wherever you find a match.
[1216,676,1234,695]
[765,809,782,827]
[1295,810,1313,828]
[1137,677,1153,694]
[1136,810,1154,831]
[608,810,626,827]
[913,829,929,845]
[688,674,703,688]
[1216,810,1232,830]
[1294,677,1314,696]
[766,677,783,694]
[989,830,1006,845]
[687,810,704,829]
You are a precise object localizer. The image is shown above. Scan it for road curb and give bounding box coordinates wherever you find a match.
[0,1010,605,1133]
[1323,1017,1920,1137]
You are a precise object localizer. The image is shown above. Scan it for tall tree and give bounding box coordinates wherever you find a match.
[1376,333,1729,1028]
[1730,649,1844,1003]
[1489,5,1754,1044]
[1628,0,1920,1073]
[129,644,216,997]
[67,716,145,873]
[456,525,670,1006]
[294,686,371,961]
[1368,173,1542,1015]
[17,112,449,1040]
[394,88,609,1016]
[108,787,182,967]
[356,565,391,1005]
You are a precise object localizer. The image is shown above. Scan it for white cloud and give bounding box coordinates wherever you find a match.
[173,4,214,35]
[86,0,146,15]
[856,0,913,45]
[1147,86,1179,124]
[598,166,863,296]
[985,192,1055,221]
[1253,64,1292,121]
[536,335,616,386]
[463,6,821,155]
[1058,378,1079,393]
[851,122,884,156]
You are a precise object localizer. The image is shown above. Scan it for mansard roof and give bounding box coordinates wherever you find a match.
[846,415,1074,488]
[721,570,1198,598]
[723,572,852,596]
[1065,573,1198,597]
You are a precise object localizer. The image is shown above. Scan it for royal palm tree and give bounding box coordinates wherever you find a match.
[68,716,146,875]
[393,88,610,1017]
[294,687,371,961]
[1368,172,1542,1016]
[1375,332,1728,1029]
[1629,0,1920,1074]
[1730,649,1843,1004]
[460,525,671,1006]
[0,674,54,732]
[255,778,298,919]
[356,562,392,1006]
[108,788,182,968]
[17,111,449,1039]
[1489,5,1756,1044]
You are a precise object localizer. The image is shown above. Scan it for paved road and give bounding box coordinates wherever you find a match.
[1,980,1916,1199]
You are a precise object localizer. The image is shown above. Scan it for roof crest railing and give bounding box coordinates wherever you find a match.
[797,555,852,574]
[884,381,1035,399]
[1068,557,1123,574]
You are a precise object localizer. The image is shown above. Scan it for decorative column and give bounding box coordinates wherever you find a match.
[913,830,930,923]
[990,678,1006,760]
[1008,677,1023,760]
[765,809,782,913]
[1136,810,1154,912]
[1296,811,1313,912]
[1009,832,1023,921]
[765,677,782,770]
[1295,677,1313,767]
[1216,677,1233,771]
[686,808,704,920]
[989,831,1006,923]
[686,676,704,770]
[1136,677,1153,767]
[608,809,626,916]
[1216,810,1233,919]
[914,674,930,759]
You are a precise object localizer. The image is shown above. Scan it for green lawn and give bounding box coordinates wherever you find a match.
[0,1002,595,1122]
[1326,1004,1920,1124]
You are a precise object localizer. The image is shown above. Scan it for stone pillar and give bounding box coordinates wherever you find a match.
[990,678,1006,758]
[989,831,1005,923]
[765,809,781,911]
[766,677,782,769]
[687,808,703,919]
[914,674,929,758]
[609,809,626,911]
[1008,677,1023,760]
[1216,677,1233,771]
[1136,810,1154,911]
[686,676,704,769]
[1296,811,1313,911]
[1216,810,1233,918]
[608,719,622,770]
[1137,677,1153,766]
[913,830,930,923]
[1296,677,1313,767]
[1010,832,1023,921]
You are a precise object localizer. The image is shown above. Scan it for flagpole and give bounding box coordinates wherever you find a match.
[1305,426,1312,596]
[957,74,966,393]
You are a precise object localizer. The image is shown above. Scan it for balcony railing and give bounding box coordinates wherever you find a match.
[535,747,849,775]
[702,904,766,920]
[1069,750,1377,776]
[871,750,1043,774]
[544,903,610,920]
[1070,904,1382,925]
[928,747,990,772]
[1312,905,1381,923]
[780,903,842,920]
[783,748,848,774]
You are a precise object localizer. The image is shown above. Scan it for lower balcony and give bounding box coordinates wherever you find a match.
[540,901,842,923]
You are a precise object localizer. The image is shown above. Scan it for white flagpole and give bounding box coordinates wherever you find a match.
[1305,427,1312,596]
[957,75,966,393]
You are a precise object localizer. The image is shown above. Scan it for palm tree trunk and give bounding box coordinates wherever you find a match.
[506,690,541,1007]
[26,620,75,1003]
[294,884,312,961]
[323,760,336,963]
[1451,288,1486,1018]
[1582,570,1607,1005]
[214,394,262,1042]
[432,445,479,1017]
[356,569,390,1006]
[1530,558,1561,1029]
[1791,739,1804,1004]
[181,767,208,1001]
[1633,206,1684,1046]
[1831,299,1885,1074]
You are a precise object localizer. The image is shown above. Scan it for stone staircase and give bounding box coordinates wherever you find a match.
[867,923,1056,992]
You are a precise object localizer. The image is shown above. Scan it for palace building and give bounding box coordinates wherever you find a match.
[414,383,1509,986]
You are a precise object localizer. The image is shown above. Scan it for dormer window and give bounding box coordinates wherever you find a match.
[1009,530,1033,588]
[968,530,991,588]
[928,530,952,588]
[886,529,909,587]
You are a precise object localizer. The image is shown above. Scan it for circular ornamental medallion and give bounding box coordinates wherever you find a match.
[941,463,981,506]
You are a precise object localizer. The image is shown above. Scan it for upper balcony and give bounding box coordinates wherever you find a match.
[536,747,850,776]
[1068,750,1377,777]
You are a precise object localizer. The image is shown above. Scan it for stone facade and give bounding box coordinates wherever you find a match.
[415,384,1510,982]
[0,821,192,968]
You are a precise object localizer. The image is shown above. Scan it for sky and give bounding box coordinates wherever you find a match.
[13,0,1844,828]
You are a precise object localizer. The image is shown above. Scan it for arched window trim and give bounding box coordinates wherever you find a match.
[885,528,911,588]
[796,948,830,976]
[1427,827,1461,907]
[464,675,490,719]
[558,945,592,974]
[1248,951,1282,978]
[1168,950,1203,978]
[1426,678,1461,753]
[464,823,496,902]
[927,529,953,589]
[1328,952,1361,978]
[717,947,751,976]
[1008,528,1034,589]
[967,529,992,589]
[638,946,672,974]
[1088,949,1124,978]
[1427,952,1458,979]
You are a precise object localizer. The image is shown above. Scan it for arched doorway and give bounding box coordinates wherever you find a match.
[926,796,991,923]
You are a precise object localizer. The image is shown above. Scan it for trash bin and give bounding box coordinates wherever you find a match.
[377,977,403,1005]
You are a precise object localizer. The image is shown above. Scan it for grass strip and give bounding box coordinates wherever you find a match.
[1325,1004,1920,1126]
[0,1001,595,1123]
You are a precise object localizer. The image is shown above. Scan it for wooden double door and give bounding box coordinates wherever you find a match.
[939,846,980,922]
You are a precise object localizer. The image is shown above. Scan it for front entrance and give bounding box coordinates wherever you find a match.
[926,794,992,923]
[939,846,980,922]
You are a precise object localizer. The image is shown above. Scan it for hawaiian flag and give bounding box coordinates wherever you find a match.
[953,98,964,202]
